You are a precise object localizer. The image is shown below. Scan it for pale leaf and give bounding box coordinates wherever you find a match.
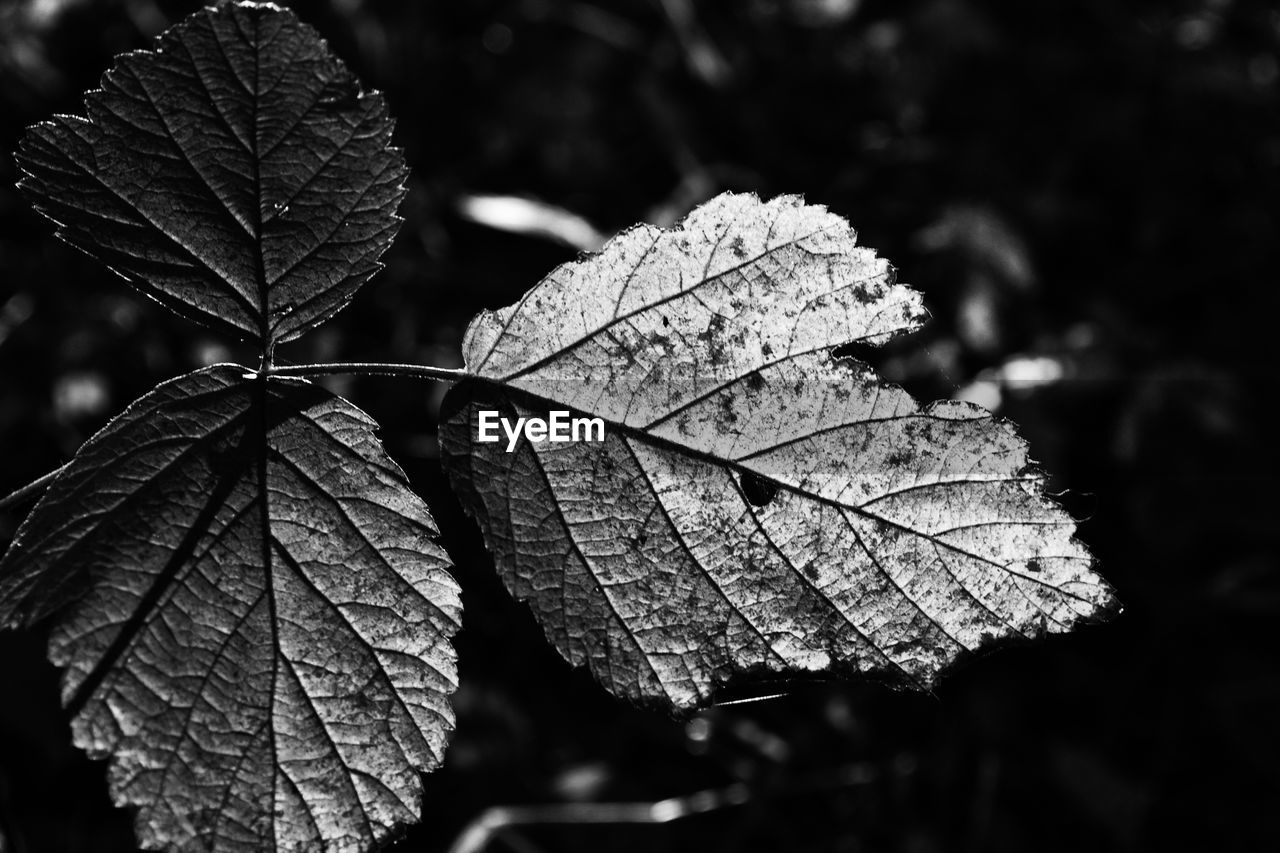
[440,192,1117,711]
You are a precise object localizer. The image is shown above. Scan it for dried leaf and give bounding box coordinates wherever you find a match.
[0,366,461,852]
[15,2,407,349]
[440,192,1116,711]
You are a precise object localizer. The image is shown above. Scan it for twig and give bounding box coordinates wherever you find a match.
[446,783,751,853]
[1,362,464,511]
[445,760,887,853]
[265,362,468,382]
[656,0,732,88]
[455,194,606,252]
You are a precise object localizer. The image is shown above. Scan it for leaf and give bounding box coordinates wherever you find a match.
[0,366,461,852]
[15,1,407,350]
[439,192,1117,712]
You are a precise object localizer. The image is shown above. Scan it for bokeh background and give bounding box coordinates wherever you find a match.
[1,0,1277,851]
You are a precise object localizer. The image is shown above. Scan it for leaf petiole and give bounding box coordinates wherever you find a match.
[1,361,466,514]
[265,362,469,382]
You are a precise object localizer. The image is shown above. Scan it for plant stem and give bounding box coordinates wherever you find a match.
[2,361,464,513]
[444,760,882,853]
[445,783,752,853]
[266,362,469,382]
[0,463,70,512]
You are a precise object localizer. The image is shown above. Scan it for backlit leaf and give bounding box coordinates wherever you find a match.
[15,2,407,350]
[440,192,1117,711]
[0,366,461,851]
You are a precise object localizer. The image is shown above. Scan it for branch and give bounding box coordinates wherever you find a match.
[2,361,465,511]
[656,0,732,88]
[446,783,751,853]
[265,362,468,382]
[0,463,69,512]
[445,761,883,853]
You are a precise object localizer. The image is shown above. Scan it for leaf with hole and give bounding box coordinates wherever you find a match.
[0,366,461,852]
[440,192,1117,712]
[15,1,407,350]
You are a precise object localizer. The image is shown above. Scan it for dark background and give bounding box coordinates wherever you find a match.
[1,0,1277,851]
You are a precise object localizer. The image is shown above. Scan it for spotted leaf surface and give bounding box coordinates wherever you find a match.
[441,192,1116,711]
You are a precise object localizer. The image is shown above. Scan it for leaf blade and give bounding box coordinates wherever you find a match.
[0,366,460,852]
[15,1,407,348]
[440,192,1116,711]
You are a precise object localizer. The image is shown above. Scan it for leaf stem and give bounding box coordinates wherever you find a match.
[0,463,70,512]
[0,360,465,512]
[265,362,469,382]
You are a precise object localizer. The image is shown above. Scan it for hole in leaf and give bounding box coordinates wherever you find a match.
[739,471,778,507]
[830,341,878,363]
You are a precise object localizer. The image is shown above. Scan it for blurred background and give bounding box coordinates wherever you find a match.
[0,0,1277,850]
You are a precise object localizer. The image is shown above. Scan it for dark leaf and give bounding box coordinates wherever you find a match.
[440,193,1117,712]
[15,1,407,350]
[0,366,461,851]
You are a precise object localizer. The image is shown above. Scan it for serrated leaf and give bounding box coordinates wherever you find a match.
[0,366,461,852]
[15,1,407,350]
[440,192,1117,712]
